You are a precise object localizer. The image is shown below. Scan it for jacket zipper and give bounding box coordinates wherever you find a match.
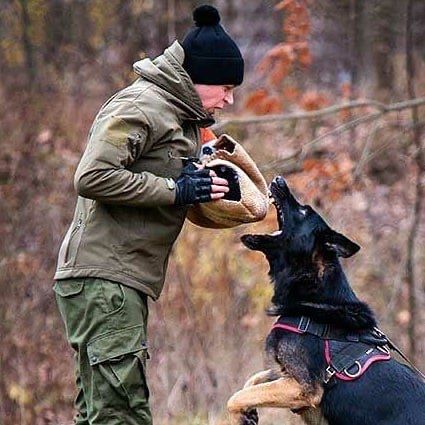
[75,217,83,231]
[64,214,84,265]
[167,150,199,163]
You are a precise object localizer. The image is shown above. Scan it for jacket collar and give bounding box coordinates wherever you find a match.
[133,41,214,127]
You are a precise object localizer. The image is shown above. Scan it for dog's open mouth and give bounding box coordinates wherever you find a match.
[268,177,287,235]
[269,193,284,233]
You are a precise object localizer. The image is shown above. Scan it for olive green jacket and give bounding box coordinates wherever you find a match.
[54,41,213,299]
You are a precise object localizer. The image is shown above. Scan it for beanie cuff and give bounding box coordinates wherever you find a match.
[184,55,244,86]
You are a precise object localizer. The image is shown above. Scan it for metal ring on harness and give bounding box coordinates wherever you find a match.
[344,361,362,378]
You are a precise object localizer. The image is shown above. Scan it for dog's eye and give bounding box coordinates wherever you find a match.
[299,208,308,216]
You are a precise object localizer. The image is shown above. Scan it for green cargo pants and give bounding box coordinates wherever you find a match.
[54,277,152,424]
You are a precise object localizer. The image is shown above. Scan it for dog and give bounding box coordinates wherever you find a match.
[227,176,425,425]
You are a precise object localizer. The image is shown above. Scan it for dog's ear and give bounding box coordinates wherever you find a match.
[241,234,276,252]
[324,230,360,258]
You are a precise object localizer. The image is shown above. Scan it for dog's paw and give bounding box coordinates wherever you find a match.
[240,409,258,425]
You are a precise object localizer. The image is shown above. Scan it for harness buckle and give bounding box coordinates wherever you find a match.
[324,366,336,383]
[372,326,386,338]
[377,344,391,355]
[297,316,310,333]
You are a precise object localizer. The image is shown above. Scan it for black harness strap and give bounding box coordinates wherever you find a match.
[278,316,389,345]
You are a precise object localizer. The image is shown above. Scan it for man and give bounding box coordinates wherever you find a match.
[53,5,244,424]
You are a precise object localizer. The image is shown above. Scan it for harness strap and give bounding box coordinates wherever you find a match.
[273,316,388,344]
[376,328,425,381]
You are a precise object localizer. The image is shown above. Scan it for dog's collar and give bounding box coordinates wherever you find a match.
[272,316,391,384]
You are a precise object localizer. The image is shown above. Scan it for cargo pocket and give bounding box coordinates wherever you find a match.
[53,280,85,338]
[96,279,126,316]
[53,279,84,298]
[87,325,150,409]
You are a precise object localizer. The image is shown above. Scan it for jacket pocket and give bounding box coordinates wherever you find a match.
[87,325,150,405]
[58,213,85,267]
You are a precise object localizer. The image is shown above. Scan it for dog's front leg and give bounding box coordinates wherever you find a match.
[227,374,322,425]
[243,369,280,388]
[228,369,279,425]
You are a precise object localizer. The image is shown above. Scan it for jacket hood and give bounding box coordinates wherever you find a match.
[133,41,214,126]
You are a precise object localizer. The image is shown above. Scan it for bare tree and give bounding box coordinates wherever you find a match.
[18,0,36,86]
[405,0,424,363]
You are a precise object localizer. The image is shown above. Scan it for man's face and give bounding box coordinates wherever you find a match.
[194,84,235,114]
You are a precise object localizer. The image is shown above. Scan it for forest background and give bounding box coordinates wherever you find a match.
[0,0,424,424]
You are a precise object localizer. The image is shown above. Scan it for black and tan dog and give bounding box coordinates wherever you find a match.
[227,176,425,425]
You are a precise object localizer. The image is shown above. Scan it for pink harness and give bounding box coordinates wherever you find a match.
[271,319,391,383]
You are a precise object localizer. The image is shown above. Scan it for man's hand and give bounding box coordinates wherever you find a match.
[174,163,229,206]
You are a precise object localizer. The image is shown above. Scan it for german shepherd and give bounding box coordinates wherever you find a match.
[227,176,425,425]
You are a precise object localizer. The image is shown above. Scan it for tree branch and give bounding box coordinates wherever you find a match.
[259,112,381,172]
[353,119,383,179]
[213,97,425,132]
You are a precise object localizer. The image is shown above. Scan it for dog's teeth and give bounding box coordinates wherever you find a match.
[270,230,283,236]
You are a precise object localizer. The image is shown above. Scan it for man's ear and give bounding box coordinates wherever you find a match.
[324,230,360,258]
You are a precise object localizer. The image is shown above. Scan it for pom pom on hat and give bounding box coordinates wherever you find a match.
[193,5,221,27]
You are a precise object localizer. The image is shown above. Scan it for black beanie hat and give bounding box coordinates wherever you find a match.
[182,5,244,86]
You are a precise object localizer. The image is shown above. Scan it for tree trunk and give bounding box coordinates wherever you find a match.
[370,0,398,100]
[18,0,36,86]
[405,0,424,364]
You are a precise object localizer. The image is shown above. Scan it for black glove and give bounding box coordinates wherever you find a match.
[174,163,213,206]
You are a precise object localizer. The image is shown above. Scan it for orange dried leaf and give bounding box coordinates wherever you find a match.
[339,107,352,121]
[341,82,352,98]
[303,158,321,171]
[282,86,300,101]
[269,61,291,86]
[275,0,294,11]
[297,45,312,67]
[266,43,295,61]
[245,89,269,111]
[256,56,272,74]
[299,91,328,111]
[245,90,283,115]
[297,20,311,38]
[260,96,283,115]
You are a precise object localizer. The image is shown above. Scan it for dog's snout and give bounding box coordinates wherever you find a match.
[272,176,288,190]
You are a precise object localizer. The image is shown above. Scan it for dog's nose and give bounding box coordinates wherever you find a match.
[274,176,287,188]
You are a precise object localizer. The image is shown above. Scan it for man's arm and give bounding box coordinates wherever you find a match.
[74,104,177,207]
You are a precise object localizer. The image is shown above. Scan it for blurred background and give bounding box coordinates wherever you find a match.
[0,0,424,424]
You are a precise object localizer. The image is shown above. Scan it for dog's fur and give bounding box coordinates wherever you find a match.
[227,176,425,425]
